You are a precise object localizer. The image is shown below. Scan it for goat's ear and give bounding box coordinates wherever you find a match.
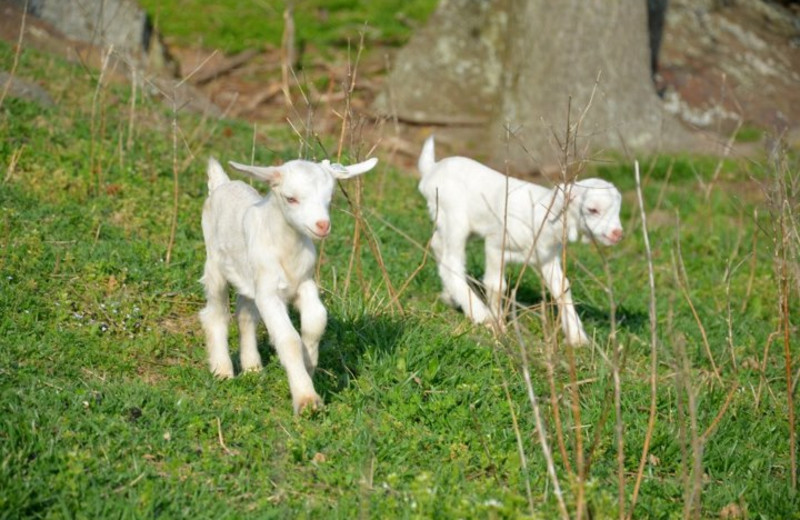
[557,183,582,204]
[322,157,378,180]
[228,161,282,187]
[548,184,574,217]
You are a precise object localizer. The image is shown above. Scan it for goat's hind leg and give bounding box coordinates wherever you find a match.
[236,295,263,373]
[199,262,234,378]
[430,229,456,307]
[433,222,490,324]
[483,243,508,332]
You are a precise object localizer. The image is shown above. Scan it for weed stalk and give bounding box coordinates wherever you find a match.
[629,160,659,518]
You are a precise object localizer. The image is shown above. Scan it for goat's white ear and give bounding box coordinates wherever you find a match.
[557,183,582,203]
[228,161,282,186]
[322,157,378,179]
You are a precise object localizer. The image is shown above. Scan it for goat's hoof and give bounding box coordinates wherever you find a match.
[241,361,263,374]
[210,362,235,379]
[438,291,457,308]
[294,393,324,416]
[483,318,506,336]
[565,331,590,346]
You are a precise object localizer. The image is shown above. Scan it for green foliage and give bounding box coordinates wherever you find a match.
[1,10,799,519]
[138,0,438,53]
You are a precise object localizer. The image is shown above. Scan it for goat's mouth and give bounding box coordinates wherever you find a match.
[305,227,330,239]
[588,231,622,246]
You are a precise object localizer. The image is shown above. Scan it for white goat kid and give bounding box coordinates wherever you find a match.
[200,155,378,413]
[417,136,622,345]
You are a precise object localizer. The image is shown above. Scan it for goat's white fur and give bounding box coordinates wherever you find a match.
[200,155,378,413]
[417,136,622,345]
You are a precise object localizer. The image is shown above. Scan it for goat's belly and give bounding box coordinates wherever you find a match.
[504,250,534,265]
[222,261,257,299]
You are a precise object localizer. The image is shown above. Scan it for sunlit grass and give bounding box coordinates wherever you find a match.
[1,12,798,517]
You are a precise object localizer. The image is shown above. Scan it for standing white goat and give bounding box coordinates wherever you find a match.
[200,155,378,413]
[417,136,622,345]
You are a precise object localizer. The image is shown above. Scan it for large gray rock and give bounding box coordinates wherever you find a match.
[13,0,173,72]
[373,0,509,126]
[659,0,800,133]
[376,0,693,172]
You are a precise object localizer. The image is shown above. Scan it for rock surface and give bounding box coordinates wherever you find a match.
[7,0,174,73]
[660,0,800,136]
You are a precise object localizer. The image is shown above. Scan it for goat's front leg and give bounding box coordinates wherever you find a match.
[295,279,327,375]
[539,258,589,346]
[236,295,263,373]
[199,262,234,378]
[256,290,322,414]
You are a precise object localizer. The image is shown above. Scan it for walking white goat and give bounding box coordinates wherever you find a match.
[417,136,622,345]
[200,155,378,413]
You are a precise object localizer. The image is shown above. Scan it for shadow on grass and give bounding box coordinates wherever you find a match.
[502,281,649,337]
[314,312,408,400]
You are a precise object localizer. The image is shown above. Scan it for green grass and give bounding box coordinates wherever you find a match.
[139,0,438,53]
[2,9,799,518]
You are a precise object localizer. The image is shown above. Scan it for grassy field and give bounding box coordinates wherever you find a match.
[1,3,799,518]
[138,0,438,53]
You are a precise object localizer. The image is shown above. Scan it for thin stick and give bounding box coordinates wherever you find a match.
[778,197,797,490]
[597,236,626,520]
[280,3,296,110]
[628,160,659,518]
[4,145,24,183]
[216,417,235,455]
[740,208,759,313]
[704,116,742,201]
[674,217,723,385]
[493,347,535,516]
[701,378,739,442]
[511,307,569,520]
[90,45,115,196]
[680,336,704,520]
[336,33,367,297]
[387,234,431,310]
[0,0,27,110]
[546,342,572,474]
[165,95,179,265]
[113,472,146,493]
[561,98,586,520]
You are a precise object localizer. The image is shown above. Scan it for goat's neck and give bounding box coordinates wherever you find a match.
[547,193,581,244]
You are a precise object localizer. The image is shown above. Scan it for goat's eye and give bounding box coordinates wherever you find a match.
[285,196,299,205]
[587,207,600,215]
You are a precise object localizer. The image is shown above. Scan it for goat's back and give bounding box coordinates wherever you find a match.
[203,181,261,246]
[421,157,550,221]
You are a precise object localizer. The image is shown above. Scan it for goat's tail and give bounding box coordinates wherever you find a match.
[417,135,436,177]
[207,157,230,192]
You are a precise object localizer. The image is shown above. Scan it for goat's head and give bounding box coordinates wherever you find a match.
[558,179,623,246]
[229,157,378,239]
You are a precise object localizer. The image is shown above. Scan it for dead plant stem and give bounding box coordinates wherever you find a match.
[493,348,535,516]
[629,161,659,518]
[0,0,27,110]
[511,308,569,520]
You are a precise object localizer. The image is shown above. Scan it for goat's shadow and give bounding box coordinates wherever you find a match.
[483,279,649,336]
[237,310,406,402]
[314,313,407,399]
